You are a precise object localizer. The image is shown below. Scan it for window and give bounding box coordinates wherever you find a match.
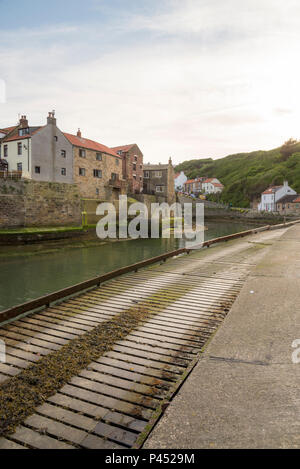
[133,175,137,180]
[79,168,86,176]
[156,185,165,193]
[4,145,8,157]
[140,165,143,170]
[61,150,66,158]
[96,188,100,196]
[154,171,162,178]
[61,168,66,176]
[54,136,58,142]
[17,142,22,155]
[133,164,136,171]
[96,153,102,161]
[79,149,86,158]
[144,171,149,178]
[19,128,29,136]
[134,155,138,162]
[35,166,41,174]
[116,159,119,166]
[140,176,142,182]
[93,169,102,178]
[17,163,22,172]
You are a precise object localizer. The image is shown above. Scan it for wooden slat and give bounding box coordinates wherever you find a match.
[11,426,75,449]
[0,438,27,449]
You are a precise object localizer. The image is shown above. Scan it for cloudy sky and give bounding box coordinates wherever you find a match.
[1,0,300,164]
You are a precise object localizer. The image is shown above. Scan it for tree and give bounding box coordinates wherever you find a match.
[280,138,300,160]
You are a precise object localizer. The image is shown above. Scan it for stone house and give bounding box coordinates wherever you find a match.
[143,158,176,204]
[111,144,143,194]
[0,112,125,200]
[64,130,124,200]
[276,194,300,215]
[0,112,73,183]
[183,178,204,194]
[258,181,296,212]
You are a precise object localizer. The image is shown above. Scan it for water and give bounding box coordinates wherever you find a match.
[0,220,260,311]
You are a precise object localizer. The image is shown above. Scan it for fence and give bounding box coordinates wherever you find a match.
[0,171,22,180]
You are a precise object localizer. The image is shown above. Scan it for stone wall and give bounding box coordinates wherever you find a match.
[0,180,81,228]
[73,147,123,200]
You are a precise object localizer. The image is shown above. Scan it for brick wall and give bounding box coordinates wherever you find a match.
[0,180,81,228]
[122,145,143,194]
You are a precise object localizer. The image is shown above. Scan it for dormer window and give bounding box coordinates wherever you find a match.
[18,128,29,136]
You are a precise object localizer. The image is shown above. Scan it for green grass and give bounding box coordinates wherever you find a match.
[175,144,300,208]
[0,226,84,235]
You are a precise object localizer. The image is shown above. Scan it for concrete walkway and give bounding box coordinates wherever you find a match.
[145,224,300,449]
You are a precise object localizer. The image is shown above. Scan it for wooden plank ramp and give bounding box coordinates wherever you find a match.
[0,239,264,449]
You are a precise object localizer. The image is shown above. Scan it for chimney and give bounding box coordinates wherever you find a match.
[169,157,173,165]
[47,110,56,126]
[19,115,28,129]
[283,180,288,186]
[77,128,82,138]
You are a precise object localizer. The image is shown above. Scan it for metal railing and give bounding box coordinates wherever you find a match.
[1,219,300,325]
[0,170,22,180]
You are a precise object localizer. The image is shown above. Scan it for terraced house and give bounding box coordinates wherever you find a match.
[65,130,123,199]
[111,144,143,194]
[0,113,73,183]
[143,158,176,204]
[0,112,124,200]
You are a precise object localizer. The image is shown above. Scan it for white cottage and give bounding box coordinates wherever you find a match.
[174,171,187,191]
[202,178,224,194]
[258,181,296,212]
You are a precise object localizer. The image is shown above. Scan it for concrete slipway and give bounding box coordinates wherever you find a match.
[145,224,300,449]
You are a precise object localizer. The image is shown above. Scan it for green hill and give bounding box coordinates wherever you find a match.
[175,141,300,207]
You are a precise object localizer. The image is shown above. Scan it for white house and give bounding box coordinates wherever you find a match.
[258,181,296,212]
[202,178,224,194]
[174,171,187,190]
[0,112,74,183]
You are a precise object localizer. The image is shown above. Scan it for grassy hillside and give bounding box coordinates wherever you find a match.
[175,143,300,207]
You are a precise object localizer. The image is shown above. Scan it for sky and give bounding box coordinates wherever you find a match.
[1,0,300,165]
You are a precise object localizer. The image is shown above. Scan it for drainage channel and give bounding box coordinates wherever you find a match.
[0,248,253,450]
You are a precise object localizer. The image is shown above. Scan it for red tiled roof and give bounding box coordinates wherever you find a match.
[213,183,224,187]
[293,196,300,203]
[4,135,30,142]
[4,127,43,142]
[0,126,17,134]
[111,144,135,153]
[262,186,282,195]
[185,179,198,184]
[64,133,121,158]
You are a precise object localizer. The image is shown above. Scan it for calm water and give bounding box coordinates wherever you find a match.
[0,220,259,311]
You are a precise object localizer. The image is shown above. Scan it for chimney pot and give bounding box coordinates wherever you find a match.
[47,110,57,126]
[19,115,28,129]
[77,128,82,138]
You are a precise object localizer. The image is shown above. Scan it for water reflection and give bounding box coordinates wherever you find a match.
[0,220,260,311]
